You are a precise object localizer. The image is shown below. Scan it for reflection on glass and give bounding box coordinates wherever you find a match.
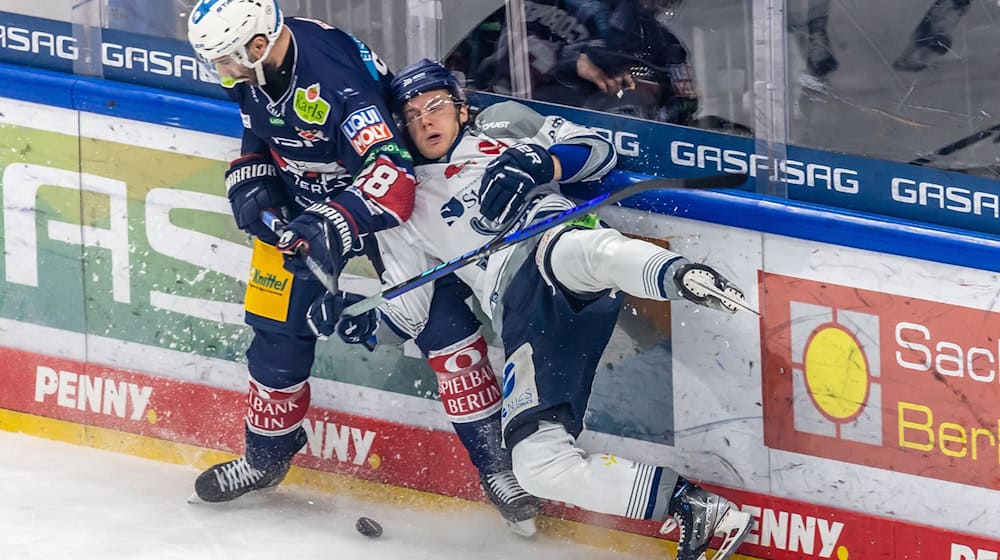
[788,0,1000,178]
[105,0,188,39]
[445,0,754,135]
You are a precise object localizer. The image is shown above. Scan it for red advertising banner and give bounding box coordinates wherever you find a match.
[722,487,1000,559]
[761,271,1000,489]
[3,342,1000,558]
[0,346,482,499]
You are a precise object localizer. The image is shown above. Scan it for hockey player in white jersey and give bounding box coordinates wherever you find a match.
[313,59,753,559]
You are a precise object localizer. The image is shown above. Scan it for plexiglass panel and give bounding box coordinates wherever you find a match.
[787,0,1000,177]
[5,0,1000,188]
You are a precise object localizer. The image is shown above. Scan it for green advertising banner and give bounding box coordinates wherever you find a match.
[0,99,673,445]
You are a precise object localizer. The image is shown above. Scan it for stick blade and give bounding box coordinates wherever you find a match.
[677,173,748,190]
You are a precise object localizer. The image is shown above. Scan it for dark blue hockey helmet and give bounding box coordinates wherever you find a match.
[389,59,465,114]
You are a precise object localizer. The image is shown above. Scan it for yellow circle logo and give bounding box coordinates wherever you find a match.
[804,326,869,421]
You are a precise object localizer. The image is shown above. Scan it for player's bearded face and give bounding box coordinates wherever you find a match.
[402,91,467,161]
[210,56,258,87]
[197,39,264,88]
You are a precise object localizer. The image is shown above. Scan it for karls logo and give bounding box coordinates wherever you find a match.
[761,273,1000,490]
[34,366,154,422]
[294,83,331,125]
[340,105,393,155]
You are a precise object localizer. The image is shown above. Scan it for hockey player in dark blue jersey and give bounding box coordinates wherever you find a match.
[185,0,535,526]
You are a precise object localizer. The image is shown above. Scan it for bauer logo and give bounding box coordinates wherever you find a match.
[761,272,1000,490]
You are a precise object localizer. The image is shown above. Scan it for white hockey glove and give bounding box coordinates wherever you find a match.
[478,143,555,225]
[674,263,748,314]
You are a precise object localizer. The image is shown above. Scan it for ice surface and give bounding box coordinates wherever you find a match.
[0,431,650,560]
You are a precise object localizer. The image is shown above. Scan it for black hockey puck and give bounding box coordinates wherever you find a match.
[355,516,383,538]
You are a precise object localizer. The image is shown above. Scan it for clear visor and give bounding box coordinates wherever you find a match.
[196,49,256,88]
[401,94,460,128]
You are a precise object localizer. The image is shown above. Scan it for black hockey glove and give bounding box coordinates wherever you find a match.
[226,154,290,245]
[674,263,746,314]
[306,291,346,338]
[336,296,380,346]
[275,202,355,280]
[478,143,555,225]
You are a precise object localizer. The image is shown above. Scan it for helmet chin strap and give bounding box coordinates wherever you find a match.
[253,62,268,87]
[247,34,279,87]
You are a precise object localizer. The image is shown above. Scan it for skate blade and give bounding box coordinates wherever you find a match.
[187,492,206,504]
[706,509,753,560]
[504,517,537,538]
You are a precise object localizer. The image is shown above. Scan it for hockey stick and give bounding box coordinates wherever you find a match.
[260,210,380,349]
[342,173,747,317]
[908,122,1000,167]
[260,210,340,295]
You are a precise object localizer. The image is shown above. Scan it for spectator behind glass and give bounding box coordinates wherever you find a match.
[474,0,700,126]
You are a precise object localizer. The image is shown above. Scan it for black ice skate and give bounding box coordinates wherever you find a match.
[479,470,540,537]
[661,483,752,560]
[190,457,291,503]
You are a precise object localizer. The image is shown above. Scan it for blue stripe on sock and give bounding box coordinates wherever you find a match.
[644,466,664,519]
[656,259,672,299]
[654,255,687,299]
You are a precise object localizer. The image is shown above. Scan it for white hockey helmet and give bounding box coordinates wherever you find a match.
[187,0,284,87]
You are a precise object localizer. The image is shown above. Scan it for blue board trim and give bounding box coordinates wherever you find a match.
[2,61,999,273]
[592,173,1000,272]
[0,62,239,137]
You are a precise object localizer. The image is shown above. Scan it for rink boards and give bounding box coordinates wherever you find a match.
[2,65,1000,559]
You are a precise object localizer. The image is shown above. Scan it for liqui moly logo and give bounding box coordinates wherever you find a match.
[341,105,393,155]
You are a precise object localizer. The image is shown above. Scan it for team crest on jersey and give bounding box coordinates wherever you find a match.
[440,187,481,227]
[341,105,394,156]
[293,83,331,125]
[445,161,472,178]
[440,198,465,225]
[296,128,329,142]
[478,140,508,156]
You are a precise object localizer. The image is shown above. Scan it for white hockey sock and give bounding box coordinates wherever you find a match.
[511,421,678,520]
[545,228,686,300]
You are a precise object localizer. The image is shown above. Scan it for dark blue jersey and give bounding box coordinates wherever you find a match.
[227,17,415,239]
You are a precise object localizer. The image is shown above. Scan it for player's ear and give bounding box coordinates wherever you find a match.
[459,103,469,125]
[248,34,269,59]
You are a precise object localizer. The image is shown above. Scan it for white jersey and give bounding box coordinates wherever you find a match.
[374,101,616,337]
